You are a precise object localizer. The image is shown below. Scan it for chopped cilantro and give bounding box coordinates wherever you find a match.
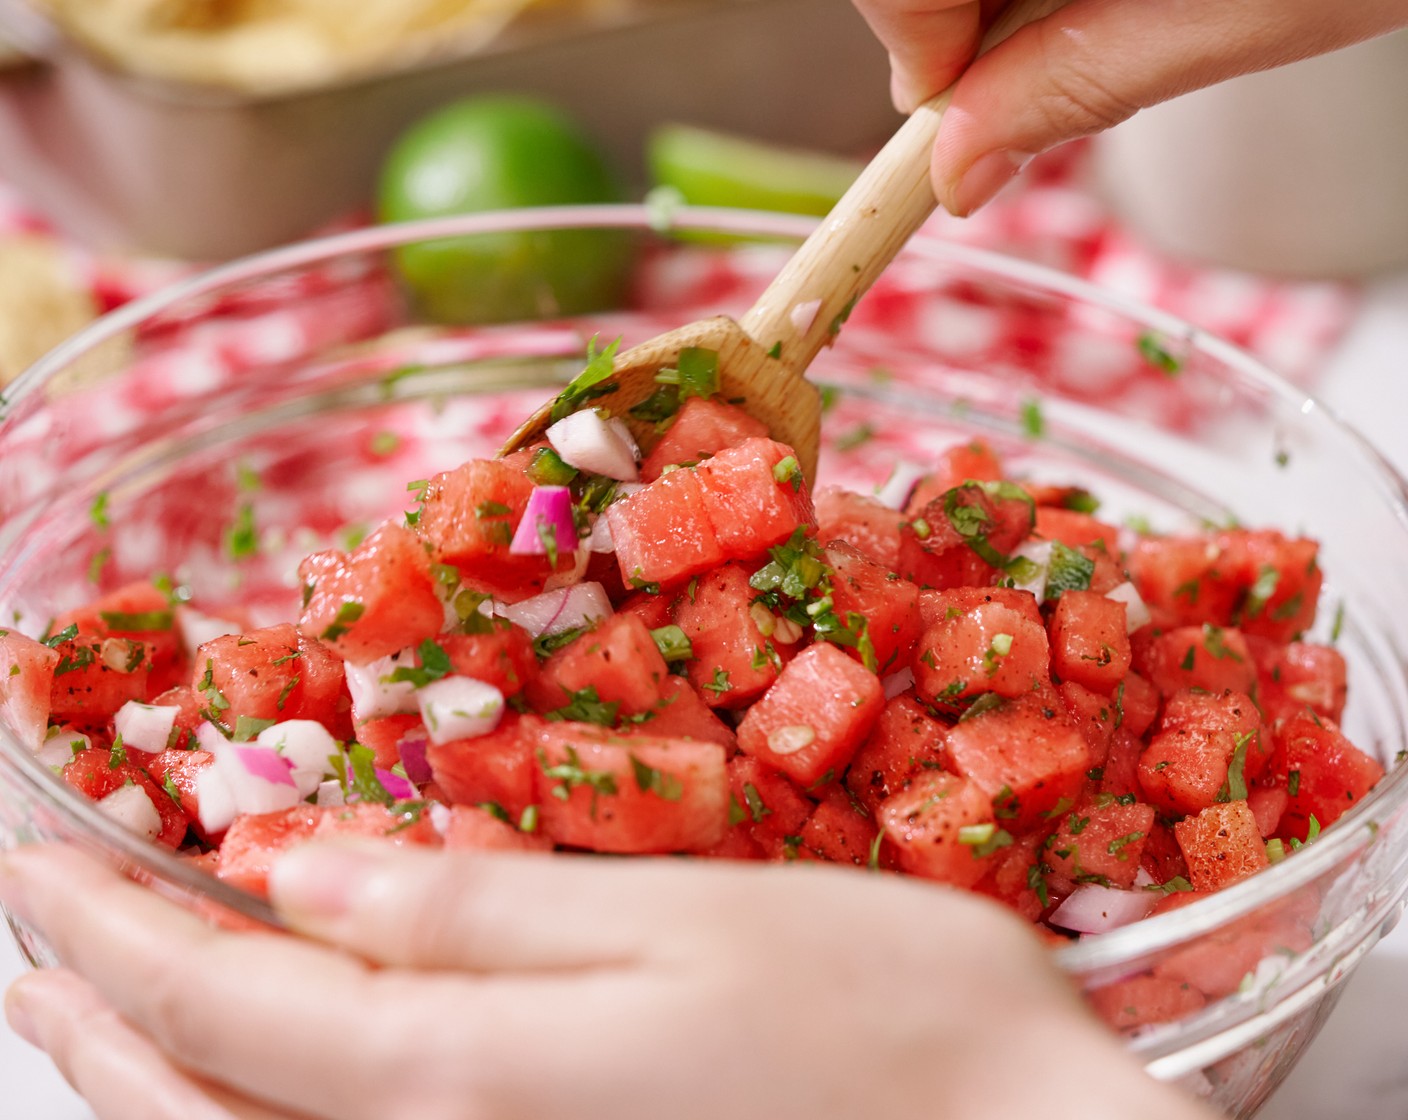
[98,609,174,632]
[1137,331,1184,376]
[330,742,394,806]
[629,755,684,801]
[544,686,621,727]
[1020,398,1045,438]
[225,502,259,561]
[89,491,110,529]
[702,668,733,696]
[320,600,365,642]
[1043,541,1095,601]
[537,745,619,810]
[549,335,622,421]
[649,624,693,664]
[107,736,127,769]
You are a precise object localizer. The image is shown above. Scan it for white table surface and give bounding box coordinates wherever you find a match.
[3,269,1407,1120]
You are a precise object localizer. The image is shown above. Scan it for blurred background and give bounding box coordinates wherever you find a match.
[1,2,1407,1116]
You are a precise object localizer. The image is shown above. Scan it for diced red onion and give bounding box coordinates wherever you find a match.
[397,727,432,785]
[194,766,238,834]
[344,648,420,722]
[510,486,580,558]
[196,722,302,828]
[176,606,241,660]
[257,719,339,799]
[416,675,504,746]
[113,701,180,754]
[790,298,822,336]
[881,666,915,699]
[1008,540,1053,600]
[873,460,928,510]
[544,546,591,591]
[37,726,90,770]
[315,779,345,808]
[230,743,298,788]
[498,581,611,638]
[586,515,615,554]
[376,768,418,801]
[1049,883,1158,934]
[1105,581,1152,633]
[546,409,639,481]
[96,783,163,842]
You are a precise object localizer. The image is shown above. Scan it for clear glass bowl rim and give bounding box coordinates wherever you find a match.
[2,202,1406,979]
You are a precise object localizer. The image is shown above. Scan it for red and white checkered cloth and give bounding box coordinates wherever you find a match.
[0,143,1358,424]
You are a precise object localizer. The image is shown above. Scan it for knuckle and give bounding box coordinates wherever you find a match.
[1033,27,1143,137]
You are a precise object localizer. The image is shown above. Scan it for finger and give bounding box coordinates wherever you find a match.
[0,845,511,1120]
[934,0,1408,214]
[6,969,305,1120]
[851,0,984,110]
[267,838,767,970]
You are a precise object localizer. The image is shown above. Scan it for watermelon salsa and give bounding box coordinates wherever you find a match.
[0,341,1385,1030]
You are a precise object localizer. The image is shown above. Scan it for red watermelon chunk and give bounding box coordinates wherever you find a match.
[943,692,1089,829]
[0,628,59,750]
[297,520,444,664]
[694,437,815,561]
[530,721,728,854]
[606,466,725,588]
[1138,624,1257,697]
[735,642,884,787]
[824,542,920,675]
[1047,589,1130,694]
[1266,710,1385,841]
[844,693,948,816]
[912,587,1049,710]
[426,711,539,820]
[672,561,789,710]
[1174,800,1271,892]
[639,397,770,481]
[815,485,905,570]
[877,770,999,888]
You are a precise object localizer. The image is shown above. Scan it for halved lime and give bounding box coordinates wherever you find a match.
[646,123,863,216]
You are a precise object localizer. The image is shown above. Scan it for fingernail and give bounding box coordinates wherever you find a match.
[949,150,1033,216]
[267,841,389,920]
[5,984,38,1047]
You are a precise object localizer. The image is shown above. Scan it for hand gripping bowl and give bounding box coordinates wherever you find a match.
[1,207,1407,1118]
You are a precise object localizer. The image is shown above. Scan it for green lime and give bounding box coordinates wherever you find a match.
[646,123,862,216]
[377,95,633,324]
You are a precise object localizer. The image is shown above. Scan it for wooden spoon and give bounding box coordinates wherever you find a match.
[502,0,1064,479]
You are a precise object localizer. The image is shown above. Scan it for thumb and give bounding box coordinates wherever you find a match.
[934,0,1408,215]
[268,839,751,972]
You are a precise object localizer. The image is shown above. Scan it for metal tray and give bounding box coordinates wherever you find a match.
[0,0,896,260]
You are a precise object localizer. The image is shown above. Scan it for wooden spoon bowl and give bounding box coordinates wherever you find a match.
[501,0,1063,480]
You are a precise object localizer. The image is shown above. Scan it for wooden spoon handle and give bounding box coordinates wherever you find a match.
[739,0,1066,371]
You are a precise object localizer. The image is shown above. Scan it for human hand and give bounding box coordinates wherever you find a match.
[0,843,1218,1120]
[853,0,1408,215]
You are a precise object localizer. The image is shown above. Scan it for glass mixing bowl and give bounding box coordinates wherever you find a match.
[1,206,1406,1118]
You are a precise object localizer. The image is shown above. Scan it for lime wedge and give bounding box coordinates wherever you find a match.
[646,124,862,216]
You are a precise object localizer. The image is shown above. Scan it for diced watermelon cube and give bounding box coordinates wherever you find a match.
[631,675,737,752]
[844,693,948,816]
[1138,624,1257,697]
[297,520,444,665]
[440,804,553,852]
[440,623,538,697]
[1087,974,1207,1031]
[797,786,880,868]
[943,693,1089,828]
[814,485,905,570]
[62,747,189,849]
[426,711,539,819]
[1047,589,1130,694]
[735,642,884,787]
[1174,800,1271,892]
[52,581,185,693]
[639,397,770,481]
[1044,797,1156,890]
[527,613,669,719]
[193,623,350,734]
[721,754,812,858]
[1032,507,1120,551]
[903,439,1005,516]
[876,770,999,888]
[47,628,152,730]
[898,480,1033,590]
[1137,724,1239,817]
[530,721,728,854]
[606,467,725,588]
[912,587,1049,710]
[672,561,790,710]
[0,628,59,750]
[1266,710,1385,841]
[825,542,920,675]
[694,437,816,560]
[1248,637,1346,724]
